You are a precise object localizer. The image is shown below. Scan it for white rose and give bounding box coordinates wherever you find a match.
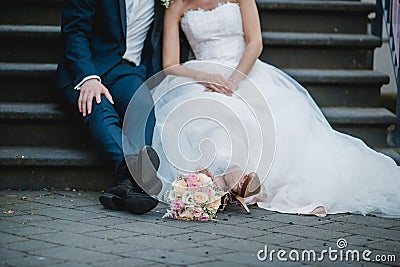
[193,191,209,204]
[168,190,176,201]
[182,191,194,205]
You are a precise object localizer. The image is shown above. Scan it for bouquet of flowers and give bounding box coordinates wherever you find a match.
[163,170,224,221]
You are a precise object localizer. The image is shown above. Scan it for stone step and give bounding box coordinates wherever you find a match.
[286,69,388,107]
[0,102,396,147]
[321,107,396,147]
[0,0,63,26]
[0,26,381,70]
[261,32,381,70]
[0,25,61,63]
[0,63,57,102]
[0,146,113,191]
[0,103,91,148]
[0,0,374,34]
[0,63,389,107]
[2,145,400,190]
[257,0,375,34]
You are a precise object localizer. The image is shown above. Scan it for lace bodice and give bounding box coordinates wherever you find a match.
[180,2,245,66]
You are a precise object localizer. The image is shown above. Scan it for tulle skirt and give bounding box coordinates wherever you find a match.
[151,60,400,218]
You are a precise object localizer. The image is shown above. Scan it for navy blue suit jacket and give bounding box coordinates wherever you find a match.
[55,0,163,89]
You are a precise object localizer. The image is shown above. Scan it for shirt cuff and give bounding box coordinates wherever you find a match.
[74,75,101,90]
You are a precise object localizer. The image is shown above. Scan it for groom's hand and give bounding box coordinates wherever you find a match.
[78,79,114,117]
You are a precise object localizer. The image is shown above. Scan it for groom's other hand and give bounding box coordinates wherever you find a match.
[78,79,114,117]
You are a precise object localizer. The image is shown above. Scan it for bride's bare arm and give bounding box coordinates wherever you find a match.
[163,0,232,95]
[227,0,263,90]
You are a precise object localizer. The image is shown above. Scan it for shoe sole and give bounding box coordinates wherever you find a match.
[138,146,163,195]
[99,193,122,211]
[120,194,159,214]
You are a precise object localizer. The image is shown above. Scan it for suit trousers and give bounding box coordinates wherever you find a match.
[59,61,155,173]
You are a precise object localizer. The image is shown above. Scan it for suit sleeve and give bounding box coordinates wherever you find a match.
[61,0,99,87]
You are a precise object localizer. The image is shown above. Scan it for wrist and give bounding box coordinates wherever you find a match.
[75,75,101,90]
[228,78,240,85]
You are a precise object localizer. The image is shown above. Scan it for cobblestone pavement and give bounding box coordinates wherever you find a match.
[0,190,399,267]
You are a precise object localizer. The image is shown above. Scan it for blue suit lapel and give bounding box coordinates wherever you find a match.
[119,0,127,39]
[152,0,163,48]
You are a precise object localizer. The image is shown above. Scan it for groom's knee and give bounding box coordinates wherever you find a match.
[83,96,119,126]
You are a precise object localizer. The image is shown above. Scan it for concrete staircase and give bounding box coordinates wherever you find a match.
[0,0,398,190]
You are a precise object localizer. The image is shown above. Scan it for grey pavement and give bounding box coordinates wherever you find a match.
[0,190,399,266]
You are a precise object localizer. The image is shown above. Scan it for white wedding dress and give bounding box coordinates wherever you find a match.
[150,2,400,217]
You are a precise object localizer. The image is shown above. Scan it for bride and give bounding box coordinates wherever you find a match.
[149,0,400,217]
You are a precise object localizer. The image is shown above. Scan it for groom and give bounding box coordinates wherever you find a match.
[54,0,163,214]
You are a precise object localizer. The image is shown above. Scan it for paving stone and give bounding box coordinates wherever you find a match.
[74,205,106,214]
[85,241,148,255]
[272,225,347,240]
[1,202,51,213]
[1,225,60,237]
[202,238,266,253]
[43,262,92,267]
[79,216,132,227]
[171,232,225,243]
[328,234,385,247]
[106,210,162,222]
[114,221,192,237]
[0,220,34,231]
[284,238,337,251]
[118,248,211,265]
[248,232,303,245]
[31,207,102,221]
[113,234,198,251]
[346,226,400,241]
[190,261,228,267]
[0,255,62,267]
[215,212,257,225]
[178,245,231,257]
[366,240,400,254]
[30,246,121,264]
[194,223,268,239]
[82,229,140,240]
[1,214,54,224]
[242,206,277,219]
[0,247,30,260]
[211,251,268,266]
[257,213,333,227]
[0,232,28,244]
[157,218,203,229]
[91,257,156,267]
[31,232,115,249]
[29,219,106,234]
[244,219,287,231]
[314,221,365,232]
[5,239,59,252]
[331,215,400,229]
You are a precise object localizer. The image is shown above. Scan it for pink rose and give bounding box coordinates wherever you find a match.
[193,207,203,218]
[186,173,200,183]
[172,199,184,211]
[198,213,209,221]
[187,182,199,189]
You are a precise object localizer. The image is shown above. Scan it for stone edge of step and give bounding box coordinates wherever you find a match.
[0,146,109,167]
[0,25,382,49]
[0,102,396,125]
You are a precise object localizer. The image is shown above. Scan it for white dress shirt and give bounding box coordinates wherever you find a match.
[75,0,154,90]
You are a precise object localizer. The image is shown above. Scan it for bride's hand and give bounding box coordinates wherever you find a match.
[196,72,233,96]
[226,79,240,91]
